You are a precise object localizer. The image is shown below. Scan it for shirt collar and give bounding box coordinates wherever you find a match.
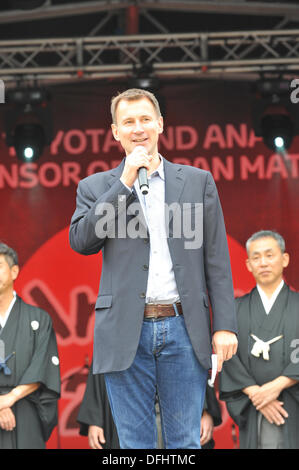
[148,155,165,181]
[257,279,284,302]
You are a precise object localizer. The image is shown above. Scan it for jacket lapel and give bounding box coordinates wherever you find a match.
[106,159,126,188]
[106,157,186,234]
[163,157,186,225]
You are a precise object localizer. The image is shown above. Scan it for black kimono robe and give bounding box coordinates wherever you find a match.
[77,364,119,449]
[0,296,60,448]
[219,284,299,449]
[202,382,222,449]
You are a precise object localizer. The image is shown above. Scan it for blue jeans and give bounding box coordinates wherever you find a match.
[104,315,208,449]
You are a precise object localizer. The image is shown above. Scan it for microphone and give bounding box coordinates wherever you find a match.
[136,145,149,195]
[138,167,149,195]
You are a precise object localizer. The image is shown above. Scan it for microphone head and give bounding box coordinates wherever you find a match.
[140,184,149,195]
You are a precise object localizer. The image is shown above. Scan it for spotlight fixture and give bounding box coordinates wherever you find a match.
[128,65,166,116]
[129,65,160,91]
[129,75,160,90]
[14,123,46,162]
[4,87,53,162]
[252,79,299,152]
[6,87,49,105]
[260,111,294,152]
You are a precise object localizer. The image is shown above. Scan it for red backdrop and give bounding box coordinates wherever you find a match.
[1,80,298,448]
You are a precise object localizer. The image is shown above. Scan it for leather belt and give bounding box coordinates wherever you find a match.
[144,302,183,319]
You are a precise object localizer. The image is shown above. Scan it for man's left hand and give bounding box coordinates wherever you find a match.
[212,330,238,372]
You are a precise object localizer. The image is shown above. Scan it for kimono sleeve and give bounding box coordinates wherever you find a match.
[280,290,299,405]
[219,352,256,428]
[77,366,119,449]
[219,352,256,397]
[77,367,106,434]
[280,346,299,406]
[18,309,61,441]
[203,383,222,427]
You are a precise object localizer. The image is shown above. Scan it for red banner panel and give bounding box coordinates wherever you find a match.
[1,81,298,448]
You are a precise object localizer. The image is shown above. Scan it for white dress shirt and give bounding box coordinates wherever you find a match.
[122,156,180,304]
[257,280,284,314]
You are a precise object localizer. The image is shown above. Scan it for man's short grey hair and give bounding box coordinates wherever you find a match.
[0,242,19,267]
[246,230,285,255]
[111,88,161,124]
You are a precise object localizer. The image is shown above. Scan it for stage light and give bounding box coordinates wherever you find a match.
[24,147,34,160]
[128,65,166,116]
[129,65,160,91]
[4,87,53,162]
[252,79,299,152]
[129,76,160,90]
[7,88,49,105]
[260,111,294,152]
[274,137,284,149]
[14,123,46,162]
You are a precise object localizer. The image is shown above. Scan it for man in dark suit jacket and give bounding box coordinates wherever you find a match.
[69,88,238,449]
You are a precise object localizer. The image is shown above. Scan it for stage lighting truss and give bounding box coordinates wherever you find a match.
[4,87,53,162]
[0,29,299,84]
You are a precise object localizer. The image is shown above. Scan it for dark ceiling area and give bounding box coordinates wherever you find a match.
[0,1,299,40]
[0,1,299,87]
[1,2,298,169]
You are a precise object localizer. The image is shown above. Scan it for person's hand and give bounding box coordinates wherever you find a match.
[88,425,106,449]
[0,408,16,431]
[259,400,288,426]
[249,380,282,410]
[120,146,152,188]
[250,376,298,410]
[0,393,15,411]
[243,384,261,399]
[200,410,214,446]
[212,330,238,372]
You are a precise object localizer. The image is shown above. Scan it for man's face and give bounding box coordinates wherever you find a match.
[111,97,163,157]
[246,237,289,288]
[0,255,19,295]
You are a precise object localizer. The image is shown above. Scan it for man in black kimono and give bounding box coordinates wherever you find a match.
[77,366,119,449]
[0,242,60,448]
[220,230,299,449]
[77,364,222,449]
[201,382,222,449]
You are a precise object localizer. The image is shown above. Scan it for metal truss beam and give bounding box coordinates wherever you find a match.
[138,1,299,18]
[0,1,299,24]
[0,1,130,24]
[1,29,299,85]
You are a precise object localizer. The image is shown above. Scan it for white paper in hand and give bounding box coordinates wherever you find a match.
[208,354,218,387]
